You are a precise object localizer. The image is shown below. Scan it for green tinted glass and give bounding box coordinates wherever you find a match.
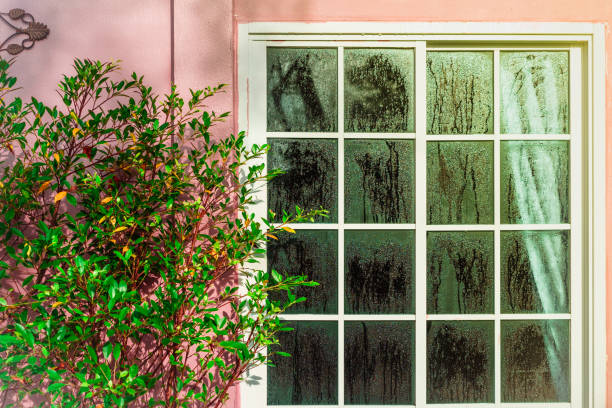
[345,139,414,223]
[501,51,569,134]
[267,48,338,132]
[427,51,494,134]
[345,48,415,132]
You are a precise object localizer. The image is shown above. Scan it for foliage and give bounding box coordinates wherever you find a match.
[0,58,324,407]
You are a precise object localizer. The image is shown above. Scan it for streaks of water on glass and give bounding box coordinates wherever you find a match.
[501,51,569,134]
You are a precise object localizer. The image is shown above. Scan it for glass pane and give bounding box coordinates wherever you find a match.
[501,230,570,313]
[501,320,570,402]
[427,231,494,314]
[501,140,569,224]
[426,51,494,134]
[268,138,338,223]
[267,47,338,132]
[345,230,414,314]
[501,51,569,134]
[345,139,415,223]
[345,321,414,404]
[268,230,338,314]
[427,320,494,403]
[427,141,494,224]
[268,321,338,405]
[344,48,415,132]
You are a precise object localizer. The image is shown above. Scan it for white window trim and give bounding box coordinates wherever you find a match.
[237,22,606,408]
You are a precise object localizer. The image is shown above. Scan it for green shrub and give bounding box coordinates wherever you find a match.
[0,58,323,407]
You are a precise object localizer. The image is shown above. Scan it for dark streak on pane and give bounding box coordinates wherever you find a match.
[268,321,338,405]
[501,51,569,134]
[268,138,338,223]
[501,141,569,224]
[427,141,494,225]
[427,231,494,314]
[501,320,570,402]
[345,230,414,314]
[345,139,415,223]
[501,230,570,313]
[345,321,414,404]
[427,51,494,134]
[268,230,338,314]
[427,320,494,403]
[267,47,338,132]
[344,48,415,132]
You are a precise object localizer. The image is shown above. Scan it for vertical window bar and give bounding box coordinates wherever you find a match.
[337,45,345,407]
[414,41,427,407]
[493,48,502,408]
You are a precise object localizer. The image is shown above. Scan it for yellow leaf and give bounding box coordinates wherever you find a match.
[122,245,129,254]
[110,216,116,226]
[0,181,4,188]
[53,153,60,163]
[112,226,127,234]
[100,197,112,205]
[37,181,51,194]
[130,132,137,143]
[51,301,62,308]
[109,239,116,244]
[264,233,278,240]
[70,111,78,121]
[54,191,67,203]
[281,226,296,234]
[98,216,107,224]
[155,162,164,170]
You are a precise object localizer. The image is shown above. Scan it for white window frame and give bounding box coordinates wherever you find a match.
[237,22,606,408]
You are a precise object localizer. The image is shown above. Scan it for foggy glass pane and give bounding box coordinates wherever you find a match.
[427,141,494,224]
[501,320,570,402]
[501,51,569,134]
[501,141,569,224]
[427,51,494,134]
[345,321,414,404]
[427,231,494,314]
[345,139,415,223]
[268,321,338,405]
[267,47,338,132]
[501,230,570,313]
[268,230,338,314]
[345,230,414,314]
[427,320,494,403]
[344,48,415,132]
[268,138,337,222]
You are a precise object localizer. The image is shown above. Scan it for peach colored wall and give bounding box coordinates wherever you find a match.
[233,0,612,405]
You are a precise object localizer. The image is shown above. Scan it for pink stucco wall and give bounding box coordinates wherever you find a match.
[2,0,611,405]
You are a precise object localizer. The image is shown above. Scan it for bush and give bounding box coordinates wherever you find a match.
[0,58,323,407]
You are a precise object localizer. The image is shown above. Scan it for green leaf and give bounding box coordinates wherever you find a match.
[0,334,20,346]
[47,382,65,393]
[113,343,121,360]
[102,342,112,360]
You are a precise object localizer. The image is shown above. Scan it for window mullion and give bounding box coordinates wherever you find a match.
[414,40,428,408]
[337,45,345,408]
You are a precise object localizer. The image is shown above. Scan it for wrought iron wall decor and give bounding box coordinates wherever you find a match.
[0,8,49,56]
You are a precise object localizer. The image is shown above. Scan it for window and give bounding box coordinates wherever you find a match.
[238,23,606,408]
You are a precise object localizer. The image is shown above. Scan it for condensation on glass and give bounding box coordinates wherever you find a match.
[501,51,569,134]
[345,321,414,404]
[427,141,494,224]
[501,319,570,402]
[427,320,494,403]
[344,48,415,132]
[267,138,338,222]
[267,321,338,405]
[427,231,494,314]
[426,51,494,134]
[268,230,338,314]
[501,230,570,313]
[345,139,415,223]
[267,47,338,132]
[501,140,569,224]
[345,230,414,314]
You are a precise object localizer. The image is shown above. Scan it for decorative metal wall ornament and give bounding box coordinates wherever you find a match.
[0,8,49,56]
